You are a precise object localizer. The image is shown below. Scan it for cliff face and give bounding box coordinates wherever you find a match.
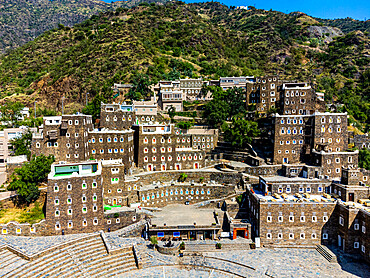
[308,26,344,42]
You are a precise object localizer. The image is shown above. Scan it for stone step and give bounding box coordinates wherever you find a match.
[32,244,106,278]
[89,260,137,278]
[5,236,101,278]
[0,252,20,269]
[17,238,104,278]
[98,265,138,278]
[316,245,337,263]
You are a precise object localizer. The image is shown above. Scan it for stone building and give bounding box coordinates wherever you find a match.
[352,134,370,150]
[87,129,135,174]
[32,115,94,163]
[245,183,337,247]
[132,123,206,172]
[178,126,219,152]
[280,82,324,115]
[133,98,160,124]
[246,75,281,114]
[270,112,352,176]
[245,167,370,263]
[220,76,254,91]
[45,161,105,235]
[180,78,203,100]
[100,102,135,130]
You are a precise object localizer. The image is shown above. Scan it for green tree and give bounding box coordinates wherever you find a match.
[168,106,176,121]
[223,114,260,148]
[359,148,370,170]
[82,93,106,122]
[0,101,24,126]
[8,154,55,204]
[11,131,32,159]
[126,73,152,101]
[176,121,194,130]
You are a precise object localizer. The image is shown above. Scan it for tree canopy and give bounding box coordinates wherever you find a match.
[126,73,152,101]
[11,131,32,159]
[359,148,370,171]
[8,154,55,204]
[223,114,260,149]
[0,101,24,127]
[203,87,246,127]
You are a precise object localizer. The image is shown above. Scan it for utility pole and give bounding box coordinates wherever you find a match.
[34,101,37,127]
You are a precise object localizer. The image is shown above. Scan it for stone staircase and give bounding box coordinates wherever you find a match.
[2,234,138,278]
[0,248,28,276]
[316,245,338,263]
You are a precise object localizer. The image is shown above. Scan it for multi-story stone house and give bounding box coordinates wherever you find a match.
[32,114,94,163]
[177,126,219,152]
[133,98,160,124]
[270,112,353,178]
[46,161,105,235]
[158,90,183,112]
[100,102,135,130]
[132,123,205,172]
[180,78,203,100]
[246,75,281,114]
[87,129,135,175]
[220,76,254,91]
[280,82,324,115]
[245,167,370,263]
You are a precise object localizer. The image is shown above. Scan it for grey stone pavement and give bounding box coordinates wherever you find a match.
[125,244,370,278]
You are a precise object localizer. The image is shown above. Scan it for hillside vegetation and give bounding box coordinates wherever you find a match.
[0,0,166,53]
[0,2,368,130]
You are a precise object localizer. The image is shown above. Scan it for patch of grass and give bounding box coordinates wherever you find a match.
[0,202,44,224]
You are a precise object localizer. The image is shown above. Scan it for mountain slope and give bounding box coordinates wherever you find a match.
[0,2,368,128]
[0,0,166,53]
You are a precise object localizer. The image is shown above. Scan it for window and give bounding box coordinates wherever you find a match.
[354,224,359,230]
[339,216,344,226]
[67,198,72,204]
[322,233,328,239]
[68,209,72,215]
[93,206,97,212]
[361,245,365,253]
[267,216,272,222]
[354,242,359,249]
[289,216,294,222]
[54,185,59,192]
[278,216,283,222]
[362,225,366,233]
[300,216,305,222]
[266,233,272,239]
[323,216,328,222]
[312,216,317,222]
[300,233,305,239]
[289,233,294,239]
[55,210,60,217]
[116,218,120,223]
[93,219,98,225]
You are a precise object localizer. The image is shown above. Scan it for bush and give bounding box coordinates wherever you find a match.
[150,236,158,246]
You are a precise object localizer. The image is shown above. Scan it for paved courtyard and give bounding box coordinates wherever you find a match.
[127,245,370,278]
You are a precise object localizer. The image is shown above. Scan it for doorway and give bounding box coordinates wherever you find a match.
[349,193,354,202]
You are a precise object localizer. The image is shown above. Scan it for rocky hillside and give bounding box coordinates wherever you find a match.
[0,0,167,53]
[0,2,368,128]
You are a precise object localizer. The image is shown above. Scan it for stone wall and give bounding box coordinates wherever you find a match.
[0,220,48,236]
[104,210,144,232]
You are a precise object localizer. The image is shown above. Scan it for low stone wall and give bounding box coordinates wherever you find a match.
[0,220,48,236]
[156,242,180,255]
[244,165,282,176]
[126,170,243,188]
[104,210,145,233]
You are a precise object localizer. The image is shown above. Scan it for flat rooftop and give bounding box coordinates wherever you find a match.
[150,204,218,227]
[261,176,326,183]
[253,189,336,204]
